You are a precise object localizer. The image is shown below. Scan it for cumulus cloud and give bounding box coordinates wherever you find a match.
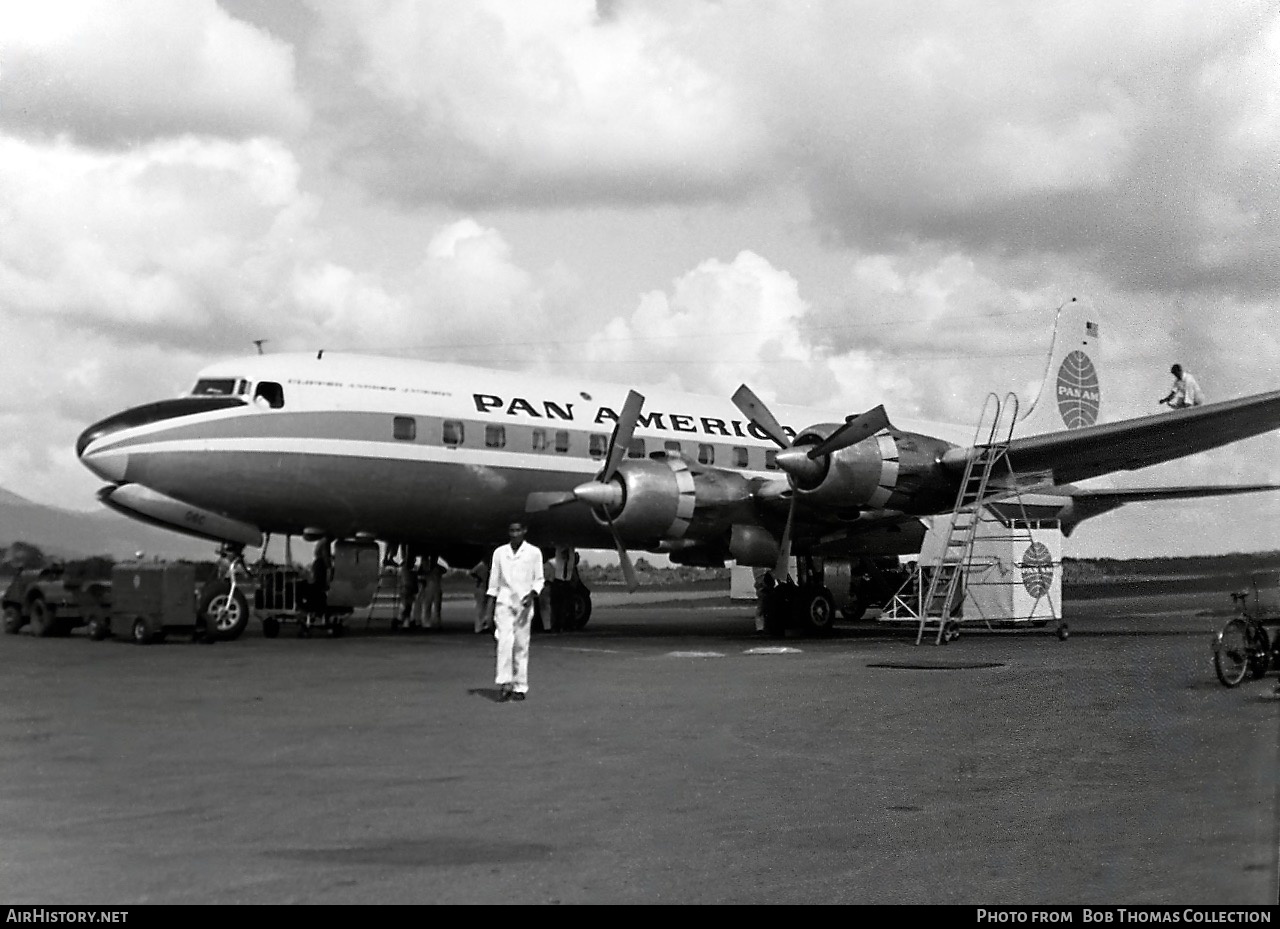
[723,1,1280,296]
[0,0,308,145]
[284,218,556,354]
[0,134,320,347]
[304,0,764,205]
[290,1,1280,297]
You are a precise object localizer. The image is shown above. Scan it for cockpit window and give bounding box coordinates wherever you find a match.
[192,378,240,396]
[253,382,285,409]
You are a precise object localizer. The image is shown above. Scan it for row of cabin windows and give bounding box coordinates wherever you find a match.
[393,416,778,471]
[193,383,776,469]
[190,384,778,468]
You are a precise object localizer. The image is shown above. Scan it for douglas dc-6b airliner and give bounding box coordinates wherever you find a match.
[74,298,1280,639]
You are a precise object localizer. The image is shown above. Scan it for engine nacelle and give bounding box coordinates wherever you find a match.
[788,424,959,515]
[588,457,753,546]
[98,483,263,548]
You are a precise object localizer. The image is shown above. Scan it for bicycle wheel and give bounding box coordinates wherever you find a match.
[1214,617,1252,687]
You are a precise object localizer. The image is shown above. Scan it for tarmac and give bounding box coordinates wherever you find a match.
[0,587,1276,905]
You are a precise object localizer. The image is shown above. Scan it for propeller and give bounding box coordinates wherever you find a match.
[804,405,889,459]
[731,386,890,579]
[730,385,791,449]
[525,390,645,591]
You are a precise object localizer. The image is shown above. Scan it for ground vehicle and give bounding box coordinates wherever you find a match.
[2,564,111,637]
[1212,580,1280,687]
[198,541,381,640]
[108,561,199,644]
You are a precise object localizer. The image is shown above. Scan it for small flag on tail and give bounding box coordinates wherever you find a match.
[1085,320,1099,337]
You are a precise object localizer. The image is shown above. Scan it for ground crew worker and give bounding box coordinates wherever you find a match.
[308,539,332,615]
[548,546,574,633]
[398,544,418,630]
[752,567,775,633]
[419,553,444,630]
[1159,364,1204,408]
[485,519,544,702]
[469,559,492,633]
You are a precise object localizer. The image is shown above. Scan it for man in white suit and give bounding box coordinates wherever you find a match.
[485,520,544,702]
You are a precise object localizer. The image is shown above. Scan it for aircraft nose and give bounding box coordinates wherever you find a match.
[75,395,247,483]
[77,418,129,482]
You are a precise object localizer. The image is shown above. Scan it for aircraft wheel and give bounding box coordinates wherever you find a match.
[1056,622,1070,641]
[841,599,868,623]
[29,597,57,638]
[567,589,592,631]
[942,620,961,643]
[793,585,836,637]
[1214,618,1253,687]
[2,604,24,635]
[262,617,280,639]
[197,582,250,641]
[131,618,152,645]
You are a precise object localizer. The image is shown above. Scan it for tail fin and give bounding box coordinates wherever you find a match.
[1016,297,1102,437]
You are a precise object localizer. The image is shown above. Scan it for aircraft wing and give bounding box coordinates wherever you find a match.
[989,482,1280,536]
[998,389,1280,485]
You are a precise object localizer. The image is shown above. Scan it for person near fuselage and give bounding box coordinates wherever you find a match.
[485,520,544,701]
[469,559,492,633]
[417,553,444,630]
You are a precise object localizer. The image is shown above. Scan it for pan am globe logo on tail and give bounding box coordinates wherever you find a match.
[1020,542,1055,597]
[1056,350,1100,429]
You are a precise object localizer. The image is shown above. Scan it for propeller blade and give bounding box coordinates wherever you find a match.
[731,384,791,449]
[774,493,796,580]
[525,491,577,513]
[602,390,646,483]
[604,513,639,591]
[806,405,890,460]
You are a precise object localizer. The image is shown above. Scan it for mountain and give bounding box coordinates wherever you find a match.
[0,489,214,561]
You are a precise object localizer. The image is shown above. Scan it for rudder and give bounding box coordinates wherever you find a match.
[1017,297,1102,437]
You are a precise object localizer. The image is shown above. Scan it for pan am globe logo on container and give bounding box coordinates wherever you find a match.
[1020,542,1055,597]
[1056,350,1100,429]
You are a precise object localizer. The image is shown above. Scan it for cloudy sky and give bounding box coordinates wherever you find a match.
[1,0,1278,559]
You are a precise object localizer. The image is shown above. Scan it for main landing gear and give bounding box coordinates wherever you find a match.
[760,555,837,638]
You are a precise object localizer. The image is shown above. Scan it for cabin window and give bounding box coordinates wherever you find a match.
[765,449,778,471]
[393,417,416,441]
[663,440,682,456]
[627,438,645,458]
[235,380,249,395]
[554,430,570,453]
[588,433,608,459]
[253,381,284,409]
[697,443,715,465]
[485,424,506,449]
[531,429,548,452]
[443,420,464,447]
[192,378,239,396]
[732,446,749,468]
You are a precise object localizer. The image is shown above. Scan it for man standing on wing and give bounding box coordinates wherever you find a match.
[485,519,544,702]
[1159,363,1205,409]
